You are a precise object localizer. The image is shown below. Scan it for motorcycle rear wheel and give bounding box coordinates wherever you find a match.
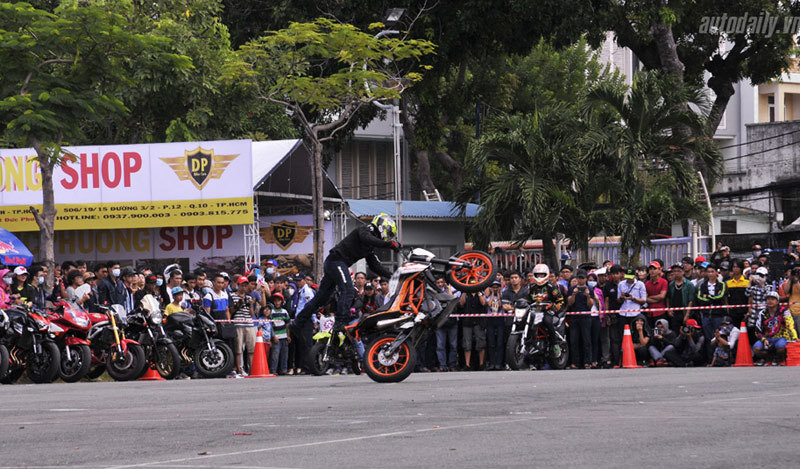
[365,334,415,383]
[194,341,234,378]
[154,343,181,380]
[309,342,330,376]
[27,342,61,384]
[505,334,527,371]
[59,344,92,383]
[446,250,496,293]
[106,343,146,381]
[548,343,569,370]
[0,344,9,382]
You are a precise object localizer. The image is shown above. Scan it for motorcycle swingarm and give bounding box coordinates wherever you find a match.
[385,328,417,355]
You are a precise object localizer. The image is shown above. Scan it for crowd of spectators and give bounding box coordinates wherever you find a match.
[4,241,799,379]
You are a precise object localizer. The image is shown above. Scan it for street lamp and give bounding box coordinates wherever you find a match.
[371,8,405,244]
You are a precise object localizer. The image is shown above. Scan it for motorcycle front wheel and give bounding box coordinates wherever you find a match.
[154,343,181,380]
[106,343,146,381]
[446,250,496,293]
[309,342,330,376]
[59,344,92,383]
[365,334,415,383]
[505,334,527,371]
[27,341,61,383]
[194,341,234,378]
[0,344,9,381]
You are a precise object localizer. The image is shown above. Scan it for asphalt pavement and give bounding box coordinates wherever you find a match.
[1,367,799,468]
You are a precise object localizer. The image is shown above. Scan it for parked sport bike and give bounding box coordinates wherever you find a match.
[0,305,61,384]
[164,299,234,378]
[46,300,92,382]
[86,304,147,381]
[0,310,9,380]
[126,295,181,380]
[506,299,569,370]
[356,248,496,383]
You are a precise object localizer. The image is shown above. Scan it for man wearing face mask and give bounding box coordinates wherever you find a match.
[28,264,48,309]
[263,259,278,279]
[97,261,125,306]
[135,274,162,305]
[748,244,763,265]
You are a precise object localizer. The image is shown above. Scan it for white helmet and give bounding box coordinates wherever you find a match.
[532,264,550,286]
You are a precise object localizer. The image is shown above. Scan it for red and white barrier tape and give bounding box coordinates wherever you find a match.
[451,301,800,318]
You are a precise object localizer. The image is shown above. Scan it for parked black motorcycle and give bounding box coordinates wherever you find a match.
[0,311,9,380]
[126,295,181,380]
[164,299,234,378]
[0,305,61,384]
[86,304,147,381]
[506,299,569,370]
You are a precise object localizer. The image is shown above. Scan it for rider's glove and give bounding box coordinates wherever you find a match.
[389,240,401,251]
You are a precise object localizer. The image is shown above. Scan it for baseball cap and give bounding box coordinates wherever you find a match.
[685,319,702,329]
[719,260,731,270]
[720,316,733,325]
[766,291,780,300]
[720,245,730,251]
[364,283,374,290]
[624,267,635,280]
[237,276,249,285]
[13,266,27,276]
[699,261,711,269]
[648,260,662,269]
[266,259,279,267]
[756,266,769,276]
[575,269,588,278]
[753,244,762,250]
[293,273,305,282]
[694,256,706,264]
[220,272,230,281]
[121,267,136,277]
[171,286,184,295]
[670,264,683,271]
[271,292,284,301]
[491,279,501,286]
[145,274,157,284]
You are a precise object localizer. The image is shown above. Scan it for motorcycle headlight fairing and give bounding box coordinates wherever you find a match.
[149,309,163,325]
[514,307,527,319]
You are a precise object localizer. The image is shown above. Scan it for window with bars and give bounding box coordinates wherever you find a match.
[337,141,394,199]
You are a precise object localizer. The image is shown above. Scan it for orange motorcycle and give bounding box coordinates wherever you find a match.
[349,248,495,383]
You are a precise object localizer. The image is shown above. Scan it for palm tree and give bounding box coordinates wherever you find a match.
[457,107,590,269]
[584,71,722,264]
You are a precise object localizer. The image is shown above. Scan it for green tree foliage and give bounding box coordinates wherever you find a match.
[584,71,721,263]
[229,18,435,278]
[0,1,190,283]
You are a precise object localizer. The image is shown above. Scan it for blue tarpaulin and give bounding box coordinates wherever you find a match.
[0,228,33,266]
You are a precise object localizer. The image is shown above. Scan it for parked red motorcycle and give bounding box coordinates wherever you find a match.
[45,301,92,382]
[85,304,146,381]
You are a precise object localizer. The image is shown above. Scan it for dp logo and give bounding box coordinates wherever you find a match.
[160,146,239,190]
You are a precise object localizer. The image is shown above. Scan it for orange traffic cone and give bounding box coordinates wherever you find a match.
[247,329,276,378]
[733,322,753,367]
[621,324,641,369]
[139,364,166,381]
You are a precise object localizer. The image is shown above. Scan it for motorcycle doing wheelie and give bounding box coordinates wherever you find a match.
[86,304,147,381]
[358,248,496,383]
[506,299,569,370]
[164,299,234,378]
[126,295,181,380]
[46,300,93,382]
[0,305,61,384]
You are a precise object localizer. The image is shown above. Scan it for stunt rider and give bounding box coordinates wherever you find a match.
[527,264,566,357]
[293,213,400,336]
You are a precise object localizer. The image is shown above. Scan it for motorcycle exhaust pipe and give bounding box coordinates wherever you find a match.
[376,316,411,329]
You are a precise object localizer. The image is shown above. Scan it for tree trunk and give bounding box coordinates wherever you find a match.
[29,141,56,289]
[541,230,557,271]
[414,149,437,195]
[435,151,462,192]
[310,135,325,282]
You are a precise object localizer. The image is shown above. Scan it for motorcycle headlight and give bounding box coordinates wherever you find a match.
[74,314,90,328]
[149,309,163,325]
[514,308,527,319]
[49,323,64,334]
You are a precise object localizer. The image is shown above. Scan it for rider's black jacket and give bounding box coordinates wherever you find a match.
[527,283,565,313]
[328,225,393,278]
